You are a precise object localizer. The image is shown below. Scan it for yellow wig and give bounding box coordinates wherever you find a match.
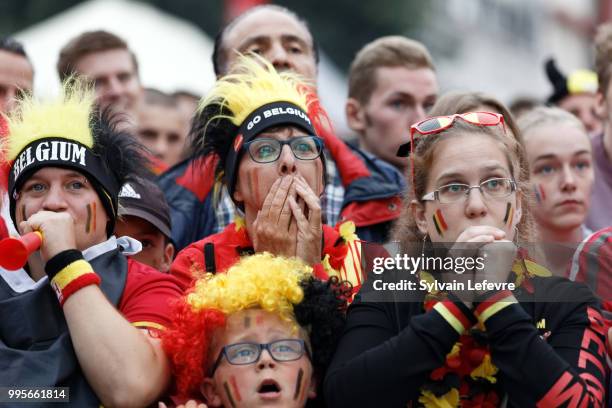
[163,253,349,398]
[199,54,312,128]
[187,252,312,323]
[5,80,95,161]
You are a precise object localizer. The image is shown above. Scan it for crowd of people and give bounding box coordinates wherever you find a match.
[0,4,610,407]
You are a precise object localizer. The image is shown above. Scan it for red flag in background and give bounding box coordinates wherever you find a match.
[224,0,268,22]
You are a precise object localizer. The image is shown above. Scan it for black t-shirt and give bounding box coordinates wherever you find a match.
[324,276,608,407]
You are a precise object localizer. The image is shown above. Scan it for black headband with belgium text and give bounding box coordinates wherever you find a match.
[224,101,316,198]
[8,138,120,212]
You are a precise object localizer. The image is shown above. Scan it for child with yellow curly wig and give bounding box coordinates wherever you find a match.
[161,253,350,407]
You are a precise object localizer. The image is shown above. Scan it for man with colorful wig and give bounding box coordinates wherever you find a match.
[162,253,349,406]
[0,82,182,406]
[170,56,364,294]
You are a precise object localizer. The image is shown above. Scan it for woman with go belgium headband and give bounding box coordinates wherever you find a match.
[324,112,607,407]
[170,56,364,293]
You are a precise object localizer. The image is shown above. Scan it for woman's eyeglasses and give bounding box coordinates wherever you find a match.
[209,339,311,375]
[421,177,516,204]
[243,136,323,163]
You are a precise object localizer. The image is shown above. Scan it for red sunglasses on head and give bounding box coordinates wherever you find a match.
[395,111,506,195]
[396,111,506,157]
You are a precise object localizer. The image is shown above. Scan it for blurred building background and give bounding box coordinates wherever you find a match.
[1,0,610,136]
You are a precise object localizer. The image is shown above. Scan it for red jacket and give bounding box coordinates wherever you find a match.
[170,219,364,294]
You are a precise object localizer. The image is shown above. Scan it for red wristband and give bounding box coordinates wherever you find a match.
[50,259,100,306]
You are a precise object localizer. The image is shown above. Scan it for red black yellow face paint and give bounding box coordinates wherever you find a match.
[504,202,514,226]
[432,209,448,236]
[256,314,264,326]
[314,159,323,196]
[223,381,237,408]
[21,205,27,222]
[244,315,251,329]
[293,367,304,400]
[534,184,546,203]
[85,204,92,233]
[229,375,242,402]
[248,169,262,207]
[85,202,97,234]
[92,202,97,232]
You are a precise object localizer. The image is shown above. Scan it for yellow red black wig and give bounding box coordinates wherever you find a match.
[161,253,350,399]
[190,55,329,202]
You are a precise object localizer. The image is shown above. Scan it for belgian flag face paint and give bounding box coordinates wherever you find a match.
[432,209,448,236]
[503,202,514,226]
[293,368,304,400]
[534,184,546,203]
[85,202,97,234]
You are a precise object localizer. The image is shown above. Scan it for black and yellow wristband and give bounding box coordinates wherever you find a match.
[46,249,100,306]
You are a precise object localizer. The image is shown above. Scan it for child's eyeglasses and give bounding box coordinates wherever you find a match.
[209,339,311,375]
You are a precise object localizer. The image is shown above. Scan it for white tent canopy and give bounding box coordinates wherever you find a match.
[14,0,350,135]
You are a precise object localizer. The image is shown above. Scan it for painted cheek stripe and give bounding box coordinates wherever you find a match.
[539,184,546,201]
[223,381,237,408]
[92,202,96,232]
[432,209,447,236]
[229,375,242,402]
[503,203,514,226]
[85,204,92,233]
[534,186,542,203]
[534,184,546,203]
[293,368,304,400]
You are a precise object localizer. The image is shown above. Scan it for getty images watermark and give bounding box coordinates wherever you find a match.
[358,241,609,303]
[370,251,516,293]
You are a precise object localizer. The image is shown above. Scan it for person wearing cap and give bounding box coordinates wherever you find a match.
[170,55,364,295]
[0,83,182,406]
[545,58,602,136]
[116,175,175,272]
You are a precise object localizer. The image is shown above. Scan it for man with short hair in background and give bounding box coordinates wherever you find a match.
[346,35,439,177]
[137,89,188,168]
[57,30,143,125]
[0,37,33,114]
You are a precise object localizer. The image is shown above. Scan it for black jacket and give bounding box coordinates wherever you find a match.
[324,275,608,407]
